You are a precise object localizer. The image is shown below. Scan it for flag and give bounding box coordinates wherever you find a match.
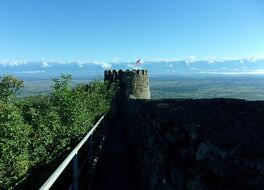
[135,58,141,66]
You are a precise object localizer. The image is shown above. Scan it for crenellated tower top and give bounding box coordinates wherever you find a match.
[104,69,150,99]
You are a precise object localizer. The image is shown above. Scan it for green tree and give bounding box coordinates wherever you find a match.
[0,102,31,189]
[0,74,117,189]
[0,75,24,102]
[20,96,68,165]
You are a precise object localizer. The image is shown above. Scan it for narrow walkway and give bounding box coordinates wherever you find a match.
[91,114,141,190]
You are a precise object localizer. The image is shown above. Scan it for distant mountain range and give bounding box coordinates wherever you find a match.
[1,58,264,79]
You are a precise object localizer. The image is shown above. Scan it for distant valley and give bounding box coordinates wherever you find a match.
[2,58,264,100]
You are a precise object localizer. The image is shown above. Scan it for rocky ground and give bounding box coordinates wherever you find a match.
[124,98,264,190]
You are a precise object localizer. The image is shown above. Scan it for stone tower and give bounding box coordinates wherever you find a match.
[104,70,150,99]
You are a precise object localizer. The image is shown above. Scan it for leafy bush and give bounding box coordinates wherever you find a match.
[0,74,117,189]
[19,95,68,165]
[50,75,116,141]
[0,102,31,189]
[0,75,23,102]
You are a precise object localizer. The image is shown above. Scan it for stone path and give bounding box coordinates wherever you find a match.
[91,115,141,190]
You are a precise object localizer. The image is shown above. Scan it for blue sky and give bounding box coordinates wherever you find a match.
[0,0,264,62]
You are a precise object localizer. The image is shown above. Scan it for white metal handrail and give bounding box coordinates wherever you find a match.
[39,115,105,190]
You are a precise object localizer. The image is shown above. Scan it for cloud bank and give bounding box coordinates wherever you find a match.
[1,55,264,76]
[1,55,264,67]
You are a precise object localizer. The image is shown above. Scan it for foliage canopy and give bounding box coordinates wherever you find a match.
[0,75,117,189]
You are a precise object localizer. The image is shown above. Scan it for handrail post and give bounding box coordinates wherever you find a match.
[73,154,78,190]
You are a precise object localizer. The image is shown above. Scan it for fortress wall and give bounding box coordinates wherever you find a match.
[123,98,264,190]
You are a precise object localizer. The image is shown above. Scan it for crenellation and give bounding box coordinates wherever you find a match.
[118,69,123,76]
[112,70,117,79]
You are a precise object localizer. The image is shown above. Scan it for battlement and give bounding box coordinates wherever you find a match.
[104,69,150,99]
[104,69,148,81]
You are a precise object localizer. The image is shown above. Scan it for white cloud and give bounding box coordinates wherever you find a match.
[205,56,240,63]
[200,69,264,75]
[148,58,180,62]
[41,60,51,68]
[0,59,27,66]
[127,64,133,68]
[1,54,264,68]
[185,56,196,64]
[127,63,143,70]
[15,70,45,74]
[94,62,112,70]
[208,58,214,64]
[208,56,216,64]
[66,60,112,69]
[243,55,264,62]
[111,57,119,63]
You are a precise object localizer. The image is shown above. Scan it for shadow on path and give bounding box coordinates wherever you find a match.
[91,113,141,190]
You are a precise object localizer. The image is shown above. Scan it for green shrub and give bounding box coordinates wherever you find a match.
[0,102,31,189]
[0,75,23,103]
[0,74,117,189]
[19,96,68,165]
[50,76,116,141]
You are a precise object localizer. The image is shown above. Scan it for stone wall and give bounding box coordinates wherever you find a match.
[130,70,150,99]
[123,99,264,190]
[104,70,150,99]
